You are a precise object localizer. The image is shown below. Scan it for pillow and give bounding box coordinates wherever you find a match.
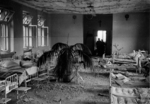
[23,49,32,59]
[0,60,20,68]
[26,66,38,75]
[20,60,33,68]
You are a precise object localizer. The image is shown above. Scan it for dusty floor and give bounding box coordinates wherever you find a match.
[7,72,110,104]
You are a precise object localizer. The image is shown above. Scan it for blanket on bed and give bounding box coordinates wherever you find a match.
[19,66,38,85]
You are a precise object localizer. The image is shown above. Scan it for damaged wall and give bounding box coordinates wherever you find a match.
[51,14,83,47]
[112,13,149,54]
[1,0,150,56]
[12,0,150,14]
[13,3,52,55]
[149,12,150,53]
[0,0,51,55]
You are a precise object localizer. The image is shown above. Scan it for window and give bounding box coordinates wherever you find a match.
[0,24,8,50]
[96,30,106,42]
[0,8,14,51]
[37,27,45,46]
[23,25,32,48]
[37,15,48,47]
[23,12,33,49]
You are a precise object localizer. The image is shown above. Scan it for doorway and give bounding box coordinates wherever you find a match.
[95,30,107,55]
[83,14,112,56]
[96,30,106,42]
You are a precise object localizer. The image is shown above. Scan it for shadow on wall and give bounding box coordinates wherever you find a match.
[85,33,94,55]
[134,13,149,51]
[84,14,113,56]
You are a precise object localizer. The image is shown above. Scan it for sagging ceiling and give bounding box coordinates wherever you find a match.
[12,0,150,14]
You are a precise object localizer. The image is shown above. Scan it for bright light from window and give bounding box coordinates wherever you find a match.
[23,11,33,49]
[0,24,9,51]
[96,30,106,42]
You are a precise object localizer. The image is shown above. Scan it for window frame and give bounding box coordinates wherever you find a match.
[23,12,33,49]
[37,15,48,47]
[0,23,9,51]
[23,24,32,49]
[37,26,46,47]
[0,8,14,52]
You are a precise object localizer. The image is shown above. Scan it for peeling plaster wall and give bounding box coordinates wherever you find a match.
[12,0,150,14]
[149,13,150,53]
[51,14,83,47]
[13,2,23,55]
[0,1,51,55]
[13,4,51,55]
[112,13,149,54]
[1,0,150,55]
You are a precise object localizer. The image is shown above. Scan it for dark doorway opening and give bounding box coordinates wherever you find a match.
[83,14,113,56]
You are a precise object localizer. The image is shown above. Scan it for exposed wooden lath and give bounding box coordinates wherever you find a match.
[12,0,150,14]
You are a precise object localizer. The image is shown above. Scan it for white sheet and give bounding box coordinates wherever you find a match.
[26,66,38,75]
[19,66,38,85]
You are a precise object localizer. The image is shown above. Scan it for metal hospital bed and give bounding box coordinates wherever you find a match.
[109,69,150,104]
[0,74,18,104]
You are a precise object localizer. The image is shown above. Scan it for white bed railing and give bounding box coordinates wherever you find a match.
[0,74,18,104]
[5,74,18,94]
[109,70,150,104]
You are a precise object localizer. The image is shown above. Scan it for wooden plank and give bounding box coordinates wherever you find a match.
[16,87,31,92]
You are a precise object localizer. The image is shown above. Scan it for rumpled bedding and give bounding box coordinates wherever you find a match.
[0,60,21,70]
[20,60,33,68]
[112,95,139,104]
[0,60,24,80]
[111,87,150,104]
[113,58,136,64]
[19,66,38,85]
[0,60,38,85]
[111,86,139,97]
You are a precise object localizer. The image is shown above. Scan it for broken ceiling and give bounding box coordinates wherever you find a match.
[12,0,150,14]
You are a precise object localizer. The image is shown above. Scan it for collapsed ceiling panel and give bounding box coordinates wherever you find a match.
[12,0,150,14]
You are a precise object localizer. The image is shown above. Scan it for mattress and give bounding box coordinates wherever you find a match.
[111,87,150,104]
[111,95,139,104]
[111,86,139,97]
[114,58,136,64]
[0,59,24,74]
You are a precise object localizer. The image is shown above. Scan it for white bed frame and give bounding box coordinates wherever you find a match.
[0,74,18,104]
[109,69,150,104]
